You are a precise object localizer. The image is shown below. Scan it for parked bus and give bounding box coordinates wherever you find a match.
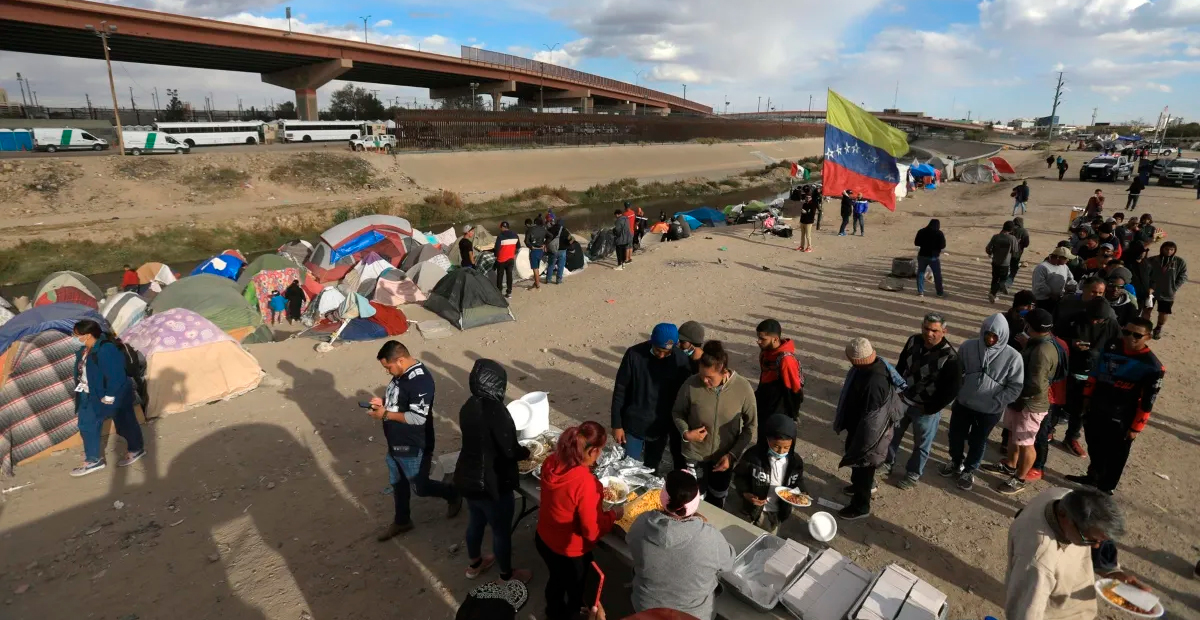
[280,120,366,143]
[153,121,264,147]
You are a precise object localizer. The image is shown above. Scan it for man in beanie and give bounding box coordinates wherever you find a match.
[678,321,706,372]
[735,414,806,533]
[611,323,693,470]
[754,319,805,421]
[834,337,905,520]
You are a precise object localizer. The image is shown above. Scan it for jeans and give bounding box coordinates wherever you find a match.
[1126,194,1140,210]
[947,402,1003,473]
[624,434,669,472]
[687,459,735,509]
[849,466,876,513]
[545,250,567,283]
[886,406,942,478]
[916,256,943,295]
[536,533,593,620]
[1012,200,1027,215]
[1032,405,1058,470]
[78,397,144,463]
[990,264,1010,296]
[465,492,516,576]
[852,213,865,235]
[839,215,850,235]
[615,244,628,267]
[387,449,458,525]
[495,259,515,295]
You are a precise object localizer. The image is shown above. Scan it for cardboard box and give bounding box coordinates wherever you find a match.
[782,575,826,614]
[880,565,918,589]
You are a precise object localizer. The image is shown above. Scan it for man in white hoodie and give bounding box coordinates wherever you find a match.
[1032,246,1077,317]
[940,314,1025,491]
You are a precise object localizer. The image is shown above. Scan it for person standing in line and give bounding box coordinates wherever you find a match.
[736,414,807,534]
[1085,189,1105,219]
[524,217,547,291]
[1065,317,1163,495]
[678,321,706,372]
[622,202,637,264]
[610,323,692,471]
[672,341,757,509]
[838,189,853,236]
[369,340,462,541]
[453,359,533,583]
[492,221,521,298]
[535,422,622,620]
[1135,213,1158,246]
[634,206,648,253]
[1125,176,1145,211]
[1146,241,1188,339]
[268,289,287,325]
[986,221,1018,303]
[544,218,569,285]
[914,219,946,298]
[1008,217,1031,289]
[1057,157,1069,180]
[1125,241,1153,311]
[459,226,477,269]
[1012,180,1031,216]
[985,309,1061,495]
[613,209,634,271]
[1104,273,1140,326]
[940,314,1024,491]
[1032,246,1078,316]
[1056,295,1120,459]
[753,319,805,422]
[798,193,818,252]
[284,279,305,325]
[886,313,961,490]
[69,319,146,477]
[1111,212,1130,251]
[834,337,905,520]
[852,193,868,236]
[1003,291,1036,353]
[121,265,140,293]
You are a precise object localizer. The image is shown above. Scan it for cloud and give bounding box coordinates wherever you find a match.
[373,19,393,28]
[1091,84,1134,100]
[221,13,461,55]
[101,0,280,18]
[1146,81,1173,92]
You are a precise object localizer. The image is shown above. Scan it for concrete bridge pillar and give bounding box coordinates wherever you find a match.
[491,92,502,111]
[261,59,353,120]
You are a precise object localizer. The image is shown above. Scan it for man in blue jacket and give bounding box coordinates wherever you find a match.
[611,323,692,471]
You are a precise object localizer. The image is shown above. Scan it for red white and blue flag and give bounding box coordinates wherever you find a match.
[821,90,910,211]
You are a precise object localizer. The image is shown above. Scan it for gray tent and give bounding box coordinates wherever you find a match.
[958,162,997,184]
[406,260,448,294]
[423,268,514,330]
[401,244,444,272]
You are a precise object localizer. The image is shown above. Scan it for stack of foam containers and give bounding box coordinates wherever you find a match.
[763,540,812,594]
[855,564,947,620]
[780,548,873,620]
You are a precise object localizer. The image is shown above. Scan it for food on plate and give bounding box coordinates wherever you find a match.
[1101,582,1155,615]
[776,487,812,507]
[517,441,550,475]
[603,481,631,503]
[616,488,664,531]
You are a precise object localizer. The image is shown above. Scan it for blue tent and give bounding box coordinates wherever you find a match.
[674,213,702,229]
[191,254,245,280]
[0,303,107,354]
[677,207,727,227]
[910,163,937,178]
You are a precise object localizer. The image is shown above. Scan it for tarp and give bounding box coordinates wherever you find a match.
[407,260,448,294]
[895,163,910,200]
[330,230,386,264]
[566,239,586,272]
[307,235,406,284]
[35,271,103,301]
[434,228,458,247]
[678,207,727,227]
[35,286,99,310]
[148,275,271,344]
[307,317,388,341]
[135,262,176,288]
[99,291,148,336]
[676,214,702,230]
[0,331,81,475]
[989,156,1017,175]
[367,302,409,335]
[424,268,515,330]
[514,248,535,281]
[374,271,426,305]
[320,215,413,248]
[587,229,616,260]
[0,303,106,355]
[123,308,263,418]
[910,163,937,179]
[191,254,245,281]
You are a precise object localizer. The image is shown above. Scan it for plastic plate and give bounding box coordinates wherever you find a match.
[1095,579,1164,618]
[774,486,812,507]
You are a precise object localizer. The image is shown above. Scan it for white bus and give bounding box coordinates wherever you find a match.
[153,121,264,147]
[280,120,366,143]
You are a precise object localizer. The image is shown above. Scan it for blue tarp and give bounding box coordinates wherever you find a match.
[191,255,245,280]
[330,230,386,264]
[910,163,937,178]
[305,318,387,342]
[678,207,727,227]
[1117,135,1142,142]
[0,303,107,354]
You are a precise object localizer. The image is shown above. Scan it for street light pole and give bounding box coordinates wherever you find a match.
[682,84,687,100]
[538,43,560,114]
[469,82,479,110]
[360,15,371,43]
[87,21,124,155]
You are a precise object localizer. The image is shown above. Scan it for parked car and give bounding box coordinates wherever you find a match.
[1158,158,1200,186]
[348,134,396,152]
[32,127,108,152]
[1079,156,1133,182]
[122,131,189,155]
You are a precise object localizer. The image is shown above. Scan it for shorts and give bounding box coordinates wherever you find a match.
[1156,299,1174,314]
[529,248,545,270]
[1003,407,1048,446]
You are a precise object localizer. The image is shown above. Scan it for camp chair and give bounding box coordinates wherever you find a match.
[750,213,772,238]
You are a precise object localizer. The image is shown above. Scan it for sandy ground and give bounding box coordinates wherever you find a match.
[0,139,821,246]
[1,147,1198,620]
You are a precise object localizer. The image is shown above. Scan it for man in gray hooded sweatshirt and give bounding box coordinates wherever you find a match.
[940,314,1024,491]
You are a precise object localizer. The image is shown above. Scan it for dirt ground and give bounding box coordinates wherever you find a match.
[1,147,1198,620]
[0,139,822,247]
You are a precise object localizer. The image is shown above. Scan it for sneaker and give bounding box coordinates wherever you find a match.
[988,293,997,304]
[956,472,975,491]
[466,555,495,579]
[1025,468,1044,482]
[936,292,946,298]
[938,462,962,478]
[897,476,918,490]
[376,521,414,541]
[118,450,146,467]
[996,477,1028,495]
[803,248,813,253]
[613,266,624,271]
[837,505,871,521]
[447,494,464,519]
[503,568,534,584]
[1064,474,1095,487]
[916,291,924,297]
[838,232,846,237]
[70,460,106,477]
[1064,439,1088,458]
[1152,327,1163,340]
[983,462,1017,476]
[842,484,878,497]
[880,461,894,477]
[504,293,512,299]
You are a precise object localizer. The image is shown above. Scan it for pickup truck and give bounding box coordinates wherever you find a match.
[348,135,397,152]
[1079,156,1133,182]
[1158,158,1200,186]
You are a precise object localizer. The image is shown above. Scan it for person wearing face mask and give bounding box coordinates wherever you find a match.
[735,414,806,533]
[611,324,693,471]
[1146,241,1188,340]
[629,469,735,620]
[672,341,757,509]
[677,321,706,373]
[69,319,146,477]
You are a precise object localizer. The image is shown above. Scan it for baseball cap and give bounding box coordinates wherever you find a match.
[650,323,679,349]
[1026,308,1054,333]
[1050,246,1074,259]
[462,224,473,234]
[1100,243,1114,251]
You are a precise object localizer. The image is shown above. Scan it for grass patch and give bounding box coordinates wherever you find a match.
[22,164,80,196]
[181,166,251,196]
[268,152,382,190]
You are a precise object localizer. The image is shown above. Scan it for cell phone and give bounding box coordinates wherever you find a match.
[581,561,604,610]
[358,401,373,409]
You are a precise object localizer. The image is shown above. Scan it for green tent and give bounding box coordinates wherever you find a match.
[149,275,272,344]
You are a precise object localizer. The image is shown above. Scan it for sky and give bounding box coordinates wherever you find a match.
[4,0,1200,125]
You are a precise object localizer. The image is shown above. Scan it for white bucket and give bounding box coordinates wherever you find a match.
[508,400,533,435]
[519,391,550,439]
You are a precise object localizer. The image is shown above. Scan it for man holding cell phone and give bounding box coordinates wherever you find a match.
[369,340,462,541]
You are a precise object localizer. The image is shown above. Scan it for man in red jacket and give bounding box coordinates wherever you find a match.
[622,202,636,264]
[754,319,804,421]
[121,265,140,293]
[492,221,521,298]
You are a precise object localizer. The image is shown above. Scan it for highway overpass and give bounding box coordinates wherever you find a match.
[0,0,713,119]
[723,110,982,132]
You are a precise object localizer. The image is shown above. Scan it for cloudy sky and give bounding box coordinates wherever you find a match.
[3,0,1200,124]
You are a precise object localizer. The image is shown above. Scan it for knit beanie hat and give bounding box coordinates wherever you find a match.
[845,337,875,365]
[678,321,706,346]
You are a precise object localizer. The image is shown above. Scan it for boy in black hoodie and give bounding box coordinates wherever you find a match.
[735,414,806,534]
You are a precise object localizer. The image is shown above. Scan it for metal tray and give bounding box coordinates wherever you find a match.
[845,567,949,620]
[718,533,814,613]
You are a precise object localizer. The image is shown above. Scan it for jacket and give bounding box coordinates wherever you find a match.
[987,232,1017,266]
[956,314,1025,415]
[614,215,634,246]
[1128,177,1145,195]
[493,230,521,263]
[1107,289,1140,326]
[1126,248,1153,297]
[1148,254,1188,300]
[74,337,133,415]
[121,270,139,287]
[524,224,547,250]
[735,444,806,523]
[610,341,692,439]
[629,511,734,620]
[1056,305,1119,378]
[834,358,904,468]
[840,194,854,217]
[1032,261,1076,301]
[672,372,757,464]
[1013,335,1060,413]
[453,360,529,501]
[623,208,637,234]
[536,453,616,557]
[1013,183,1030,202]
[755,339,804,420]
[895,334,962,414]
[1084,341,1164,433]
[1005,488,1097,620]
[799,200,818,225]
[914,221,946,258]
[1012,225,1031,260]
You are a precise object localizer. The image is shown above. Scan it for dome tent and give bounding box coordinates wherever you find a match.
[100,291,148,335]
[149,275,272,344]
[135,262,177,294]
[307,215,413,283]
[237,254,306,289]
[373,270,426,305]
[34,286,99,310]
[35,270,103,302]
[424,268,514,330]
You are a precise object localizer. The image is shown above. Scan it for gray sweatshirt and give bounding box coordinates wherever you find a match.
[1031,260,1076,301]
[956,314,1025,415]
[629,511,735,620]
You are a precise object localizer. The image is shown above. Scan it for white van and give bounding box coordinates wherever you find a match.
[32,127,109,152]
[122,131,189,155]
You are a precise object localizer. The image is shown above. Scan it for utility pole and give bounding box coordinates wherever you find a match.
[757,96,761,113]
[808,94,812,112]
[87,20,124,154]
[682,84,687,100]
[129,86,140,124]
[360,15,371,43]
[285,7,292,34]
[1047,71,1066,142]
[469,82,479,110]
[1090,107,1098,127]
[724,95,728,115]
[15,73,29,112]
[538,43,560,114]
[152,86,160,111]
[85,93,93,119]
[893,81,899,109]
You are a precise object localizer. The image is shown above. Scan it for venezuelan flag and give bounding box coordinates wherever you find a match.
[821,90,909,211]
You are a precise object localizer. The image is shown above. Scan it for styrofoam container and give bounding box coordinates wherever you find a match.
[518,391,550,439]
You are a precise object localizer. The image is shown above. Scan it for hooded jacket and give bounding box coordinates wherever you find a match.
[629,511,734,620]
[956,314,1025,415]
[1032,259,1077,301]
[914,220,946,258]
[614,215,634,246]
[987,232,1017,266]
[1057,300,1120,378]
[834,358,905,468]
[672,372,757,464]
[1107,289,1140,326]
[735,415,806,524]
[1148,253,1188,301]
[453,360,529,501]
[536,452,617,557]
[611,341,693,439]
[1125,243,1153,297]
[755,339,805,420]
[1012,334,1061,413]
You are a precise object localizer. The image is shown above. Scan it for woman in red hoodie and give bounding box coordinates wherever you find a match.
[536,421,623,620]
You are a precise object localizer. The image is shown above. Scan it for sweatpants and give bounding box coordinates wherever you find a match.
[495,260,515,295]
[1083,418,1135,492]
[536,533,592,620]
[990,264,1010,296]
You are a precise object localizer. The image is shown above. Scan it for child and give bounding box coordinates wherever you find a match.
[268,290,287,325]
[735,414,806,534]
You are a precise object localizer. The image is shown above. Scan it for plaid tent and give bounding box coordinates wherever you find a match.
[0,331,80,475]
[35,286,99,310]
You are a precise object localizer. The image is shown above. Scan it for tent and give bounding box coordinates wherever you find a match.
[433,227,458,247]
[99,291,148,335]
[910,162,937,180]
[373,270,426,305]
[446,225,497,268]
[122,308,263,419]
[148,275,272,344]
[0,299,13,329]
[514,248,536,281]
[305,301,409,342]
[238,254,305,289]
[406,260,448,294]
[248,267,302,321]
[277,239,313,265]
[587,229,616,260]
[989,156,1017,175]
[677,207,727,227]
[0,331,82,475]
[307,215,413,283]
[34,286,98,310]
[675,213,703,230]
[35,271,103,302]
[0,303,106,355]
[424,268,515,330]
[400,244,445,271]
[191,254,245,281]
[135,262,177,292]
[341,253,394,298]
[958,162,998,184]
[895,163,910,200]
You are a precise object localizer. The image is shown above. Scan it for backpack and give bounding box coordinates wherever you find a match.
[115,340,148,405]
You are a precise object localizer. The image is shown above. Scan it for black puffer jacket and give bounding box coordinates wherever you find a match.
[453,360,530,501]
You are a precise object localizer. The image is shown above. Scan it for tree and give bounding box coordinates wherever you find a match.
[163,88,186,122]
[439,94,485,110]
[276,100,297,120]
[328,83,388,120]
